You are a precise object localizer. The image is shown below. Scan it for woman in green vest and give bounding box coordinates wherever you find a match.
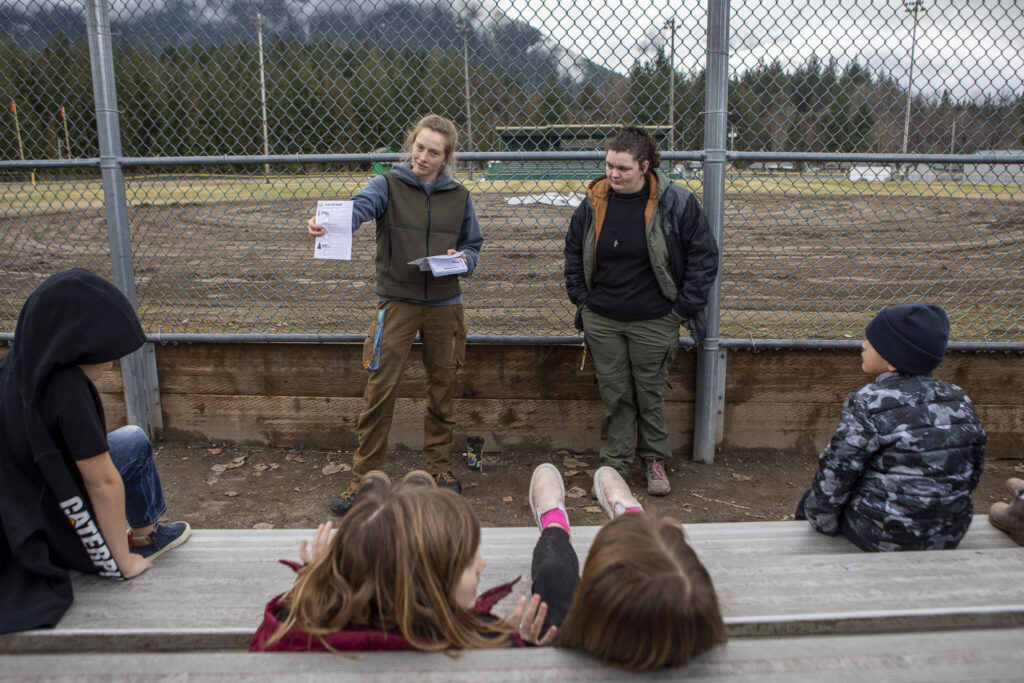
[307,114,483,515]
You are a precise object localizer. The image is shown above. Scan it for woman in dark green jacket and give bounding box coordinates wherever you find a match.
[564,126,718,495]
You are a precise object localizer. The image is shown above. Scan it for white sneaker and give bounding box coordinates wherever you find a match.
[528,463,566,531]
[592,466,642,519]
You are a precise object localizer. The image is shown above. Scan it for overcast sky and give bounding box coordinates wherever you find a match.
[493,0,1024,100]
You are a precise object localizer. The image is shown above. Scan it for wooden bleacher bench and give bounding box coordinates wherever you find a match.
[1,517,1021,678]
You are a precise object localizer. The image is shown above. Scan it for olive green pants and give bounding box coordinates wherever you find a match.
[582,308,680,475]
[352,301,466,481]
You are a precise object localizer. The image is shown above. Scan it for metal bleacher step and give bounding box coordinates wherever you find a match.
[3,629,1024,682]
[0,518,1021,654]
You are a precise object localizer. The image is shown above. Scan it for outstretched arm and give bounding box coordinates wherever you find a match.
[306,175,391,237]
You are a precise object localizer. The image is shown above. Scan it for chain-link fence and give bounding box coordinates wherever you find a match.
[722,0,1024,342]
[2,0,1023,343]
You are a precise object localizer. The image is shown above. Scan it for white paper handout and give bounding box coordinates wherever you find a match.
[408,252,468,277]
[313,200,353,260]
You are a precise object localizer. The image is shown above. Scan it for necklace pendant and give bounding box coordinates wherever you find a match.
[613,239,619,248]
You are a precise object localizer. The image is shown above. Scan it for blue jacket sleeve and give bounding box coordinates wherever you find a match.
[350,175,390,228]
[456,194,483,277]
[803,391,879,536]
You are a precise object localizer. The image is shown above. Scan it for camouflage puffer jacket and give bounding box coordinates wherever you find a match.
[804,371,986,551]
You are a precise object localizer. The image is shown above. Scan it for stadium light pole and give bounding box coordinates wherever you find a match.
[60,105,72,159]
[901,0,924,176]
[664,17,677,151]
[8,101,34,185]
[255,12,270,183]
[456,20,473,179]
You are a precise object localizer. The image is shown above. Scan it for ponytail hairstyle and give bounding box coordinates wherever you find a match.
[605,126,662,177]
[557,514,727,670]
[404,114,459,168]
[270,484,510,651]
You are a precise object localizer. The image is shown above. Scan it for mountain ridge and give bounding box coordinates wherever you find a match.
[0,0,617,93]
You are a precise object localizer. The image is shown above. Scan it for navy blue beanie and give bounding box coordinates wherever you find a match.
[865,304,949,375]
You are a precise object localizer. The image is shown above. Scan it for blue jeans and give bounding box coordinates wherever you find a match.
[108,425,167,529]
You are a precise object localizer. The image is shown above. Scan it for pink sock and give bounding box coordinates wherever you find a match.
[540,507,570,532]
[613,502,644,516]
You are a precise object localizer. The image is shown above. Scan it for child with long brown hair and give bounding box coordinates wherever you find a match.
[251,472,552,652]
[527,463,727,670]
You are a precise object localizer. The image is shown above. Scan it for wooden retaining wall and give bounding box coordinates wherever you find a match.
[77,343,1023,459]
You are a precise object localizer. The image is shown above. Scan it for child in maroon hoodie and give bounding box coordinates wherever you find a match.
[251,472,552,652]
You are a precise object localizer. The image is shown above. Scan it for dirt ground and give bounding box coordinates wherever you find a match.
[155,440,1024,531]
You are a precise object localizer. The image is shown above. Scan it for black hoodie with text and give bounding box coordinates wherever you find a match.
[0,269,145,634]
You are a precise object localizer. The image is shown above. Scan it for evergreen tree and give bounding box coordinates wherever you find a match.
[785,114,805,152]
[729,83,769,154]
[823,84,854,153]
[629,50,669,126]
[534,78,568,126]
[852,102,875,153]
[675,70,704,150]
[3,32,1022,169]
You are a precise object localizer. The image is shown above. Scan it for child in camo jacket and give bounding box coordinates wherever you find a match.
[797,304,986,551]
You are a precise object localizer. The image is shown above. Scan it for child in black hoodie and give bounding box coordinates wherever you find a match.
[0,269,189,634]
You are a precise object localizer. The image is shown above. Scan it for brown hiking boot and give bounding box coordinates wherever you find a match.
[988,477,1024,546]
[433,470,462,494]
[329,484,359,516]
[330,471,391,516]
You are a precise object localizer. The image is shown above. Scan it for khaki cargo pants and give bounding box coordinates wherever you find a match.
[352,301,467,481]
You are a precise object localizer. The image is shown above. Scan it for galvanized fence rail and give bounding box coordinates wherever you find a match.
[2,0,1023,457]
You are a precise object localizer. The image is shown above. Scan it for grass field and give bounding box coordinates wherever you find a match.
[1,172,1022,341]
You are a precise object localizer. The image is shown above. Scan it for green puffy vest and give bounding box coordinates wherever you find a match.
[374,173,468,301]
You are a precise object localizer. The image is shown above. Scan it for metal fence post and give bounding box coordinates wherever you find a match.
[693,0,730,464]
[85,0,162,439]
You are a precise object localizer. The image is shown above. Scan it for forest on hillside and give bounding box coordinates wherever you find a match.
[1,35,1021,167]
